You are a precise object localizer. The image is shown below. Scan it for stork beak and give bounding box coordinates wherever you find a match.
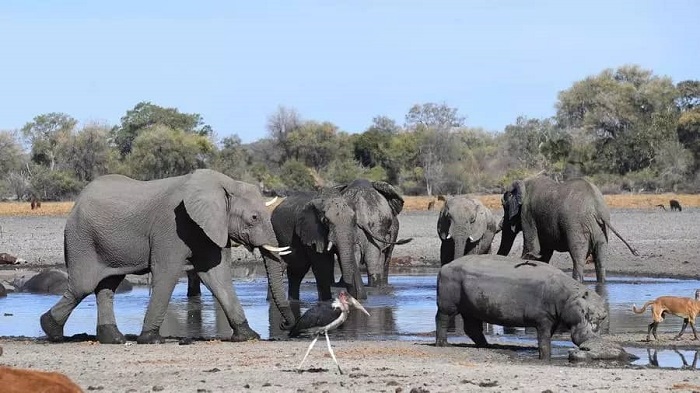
[348,296,371,316]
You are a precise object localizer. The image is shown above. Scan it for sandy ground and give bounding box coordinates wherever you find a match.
[1,208,700,392]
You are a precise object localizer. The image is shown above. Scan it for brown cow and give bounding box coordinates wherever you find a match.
[0,366,83,392]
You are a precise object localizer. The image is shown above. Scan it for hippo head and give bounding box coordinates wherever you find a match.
[561,289,608,346]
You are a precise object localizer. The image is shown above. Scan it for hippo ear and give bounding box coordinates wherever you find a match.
[183,170,229,248]
[296,198,328,253]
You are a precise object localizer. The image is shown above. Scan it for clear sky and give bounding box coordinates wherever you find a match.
[1,1,698,143]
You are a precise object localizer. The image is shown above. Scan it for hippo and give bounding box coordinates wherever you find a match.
[18,269,133,295]
[435,254,629,361]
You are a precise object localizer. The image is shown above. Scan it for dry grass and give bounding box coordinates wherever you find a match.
[405,194,700,211]
[0,202,74,217]
[1,193,698,216]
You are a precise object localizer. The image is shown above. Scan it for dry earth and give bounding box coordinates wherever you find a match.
[1,199,700,392]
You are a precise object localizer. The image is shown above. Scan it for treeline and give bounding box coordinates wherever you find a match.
[1,64,699,201]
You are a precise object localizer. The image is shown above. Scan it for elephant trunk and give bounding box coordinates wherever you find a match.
[453,237,467,260]
[497,224,517,256]
[336,239,366,300]
[260,250,295,329]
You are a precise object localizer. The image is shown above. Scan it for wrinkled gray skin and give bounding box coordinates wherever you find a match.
[497,176,638,283]
[18,269,132,295]
[437,195,501,265]
[40,169,295,345]
[336,179,412,286]
[271,190,366,301]
[436,254,609,361]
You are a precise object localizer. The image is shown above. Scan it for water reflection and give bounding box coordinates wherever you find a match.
[626,347,700,369]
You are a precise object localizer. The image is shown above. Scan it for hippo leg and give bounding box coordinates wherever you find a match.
[461,314,488,347]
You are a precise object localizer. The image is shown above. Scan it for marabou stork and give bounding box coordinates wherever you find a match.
[289,291,370,374]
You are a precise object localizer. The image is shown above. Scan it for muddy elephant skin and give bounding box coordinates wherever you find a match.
[435,254,608,361]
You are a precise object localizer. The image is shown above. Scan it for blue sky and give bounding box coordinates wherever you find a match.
[1,1,698,143]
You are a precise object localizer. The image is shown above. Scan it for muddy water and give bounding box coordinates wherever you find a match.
[1,272,699,369]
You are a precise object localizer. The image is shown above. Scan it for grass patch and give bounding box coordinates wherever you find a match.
[0,202,74,216]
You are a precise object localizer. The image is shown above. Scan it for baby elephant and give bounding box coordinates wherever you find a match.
[436,195,501,265]
[436,254,609,361]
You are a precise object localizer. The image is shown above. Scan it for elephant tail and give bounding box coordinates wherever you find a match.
[602,219,639,256]
[632,301,654,314]
[358,224,413,246]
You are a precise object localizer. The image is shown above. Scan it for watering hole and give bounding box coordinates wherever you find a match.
[1,270,699,369]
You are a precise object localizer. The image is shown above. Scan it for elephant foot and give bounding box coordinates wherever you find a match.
[231,321,261,342]
[96,324,126,344]
[137,330,165,344]
[435,338,450,347]
[40,311,64,342]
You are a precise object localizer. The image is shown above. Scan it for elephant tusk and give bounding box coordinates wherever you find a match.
[262,244,290,253]
[327,241,333,252]
[446,234,451,239]
[265,196,278,206]
[279,250,292,256]
[468,236,476,242]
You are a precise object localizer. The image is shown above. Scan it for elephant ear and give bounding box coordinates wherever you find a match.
[437,206,451,240]
[371,181,404,216]
[471,203,488,241]
[505,180,524,222]
[296,198,328,254]
[183,170,229,248]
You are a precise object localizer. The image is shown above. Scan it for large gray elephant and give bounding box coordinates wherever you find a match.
[40,169,295,344]
[497,175,638,283]
[435,254,620,361]
[336,179,413,287]
[271,189,366,301]
[437,195,501,265]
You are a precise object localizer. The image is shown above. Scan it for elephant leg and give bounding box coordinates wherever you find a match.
[41,268,96,342]
[287,257,311,301]
[593,239,608,283]
[197,260,260,342]
[311,255,334,301]
[440,239,455,265]
[95,274,127,344]
[461,313,487,347]
[382,244,394,286]
[41,290,90,342]
[569,246,588,283]
[137,265,181,344]
[186,269,202,297]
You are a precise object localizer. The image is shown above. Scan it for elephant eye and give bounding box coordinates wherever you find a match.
[251,213,258,222]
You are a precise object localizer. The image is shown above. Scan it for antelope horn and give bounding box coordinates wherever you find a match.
[265,196,279,207]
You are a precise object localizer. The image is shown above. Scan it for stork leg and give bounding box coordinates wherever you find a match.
[297,335,320,372]
[324,331,343,375]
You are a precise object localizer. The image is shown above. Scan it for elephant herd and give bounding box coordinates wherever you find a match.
[38,169,637,356]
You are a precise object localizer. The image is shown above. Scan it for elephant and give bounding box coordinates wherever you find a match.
[497,175,638,283]
[18,269,132,295]
[436,195,501,265]
[435,254,617,361]
[40,169,295,345]
[335,179,412,287]
[271,189,366,301]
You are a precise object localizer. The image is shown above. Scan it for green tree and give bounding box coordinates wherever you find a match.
[127,125,215,180]
[287,121,341,172]
[21,113,77,170]
[404,102,466,131]
[503,116,571,171]
[211,135,251,180]
[266,105,302,165]
[29,165,83,200]
[555,65,678,174]
[113,101,212,157]
[279,160,315,191]
[0,130,26,176]
[61,123,111,182]
[676,80,700,111]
